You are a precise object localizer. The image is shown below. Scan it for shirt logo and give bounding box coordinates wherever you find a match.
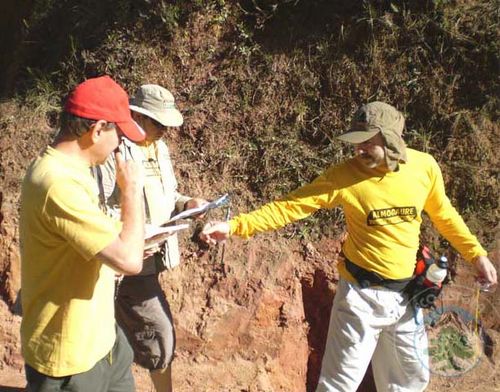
[367,206,417,226]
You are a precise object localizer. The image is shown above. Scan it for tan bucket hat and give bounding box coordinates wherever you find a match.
[337,101,405,144]
[338,101,408,170]
[129,84,183,127]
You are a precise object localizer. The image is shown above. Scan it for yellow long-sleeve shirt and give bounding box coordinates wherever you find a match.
[230,148,487,280]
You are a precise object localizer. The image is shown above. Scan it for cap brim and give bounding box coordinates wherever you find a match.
[117,119,146,142]
[337,129,379,144]
[129,105,184,127]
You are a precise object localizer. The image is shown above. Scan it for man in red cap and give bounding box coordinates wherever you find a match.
[200,102,497,392]
[20,76,146,391]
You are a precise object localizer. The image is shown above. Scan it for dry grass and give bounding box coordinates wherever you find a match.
[3,1,497,249]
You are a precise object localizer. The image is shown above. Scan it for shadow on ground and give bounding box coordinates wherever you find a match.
[0,386,25,392]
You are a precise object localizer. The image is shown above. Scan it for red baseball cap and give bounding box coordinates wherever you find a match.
[64,76,145,142]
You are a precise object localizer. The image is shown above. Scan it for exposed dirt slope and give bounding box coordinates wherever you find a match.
[1,1,499,391]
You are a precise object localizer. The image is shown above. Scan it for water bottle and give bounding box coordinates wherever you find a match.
[423,256,448,288]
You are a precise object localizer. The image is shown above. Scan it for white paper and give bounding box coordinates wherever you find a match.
[166,194,229,224]
[166,205,209,223]
[144,223,190,250]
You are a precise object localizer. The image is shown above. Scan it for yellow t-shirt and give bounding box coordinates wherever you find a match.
[230,149,487,280]
[20,146,122,377]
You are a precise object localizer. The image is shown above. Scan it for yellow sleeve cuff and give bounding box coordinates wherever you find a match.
[229,219,239,236]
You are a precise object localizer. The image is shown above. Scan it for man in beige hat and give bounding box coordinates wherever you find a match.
[200,101,497,392]
[96,84,207,392]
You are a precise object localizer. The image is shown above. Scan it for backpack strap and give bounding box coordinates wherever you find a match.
[92,166,107,209]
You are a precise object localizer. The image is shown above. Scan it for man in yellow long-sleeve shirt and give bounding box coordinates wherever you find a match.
[200,102,497,392]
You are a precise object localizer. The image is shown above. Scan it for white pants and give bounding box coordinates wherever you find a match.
[316,279,430,392]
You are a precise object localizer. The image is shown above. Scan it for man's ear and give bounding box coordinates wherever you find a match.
[88,120,108,144]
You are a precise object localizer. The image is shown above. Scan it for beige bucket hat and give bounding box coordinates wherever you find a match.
[129,84,184,127]
[338,101,405,143]
[338,101,408,170]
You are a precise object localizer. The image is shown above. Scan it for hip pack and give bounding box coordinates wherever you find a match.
[344,257,412,291]
[404,245,446,309]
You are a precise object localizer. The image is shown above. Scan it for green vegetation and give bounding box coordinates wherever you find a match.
[429,325,479,372]
[2,0,498,246]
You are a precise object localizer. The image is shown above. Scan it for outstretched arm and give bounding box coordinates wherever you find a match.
[200,164,340,243]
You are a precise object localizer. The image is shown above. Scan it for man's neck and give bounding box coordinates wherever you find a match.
[52,139,93,166]
[138,138,157,147]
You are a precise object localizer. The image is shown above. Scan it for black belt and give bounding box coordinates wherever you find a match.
[344,258,412,291]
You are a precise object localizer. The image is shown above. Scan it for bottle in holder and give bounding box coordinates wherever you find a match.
[423,256,448,288]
